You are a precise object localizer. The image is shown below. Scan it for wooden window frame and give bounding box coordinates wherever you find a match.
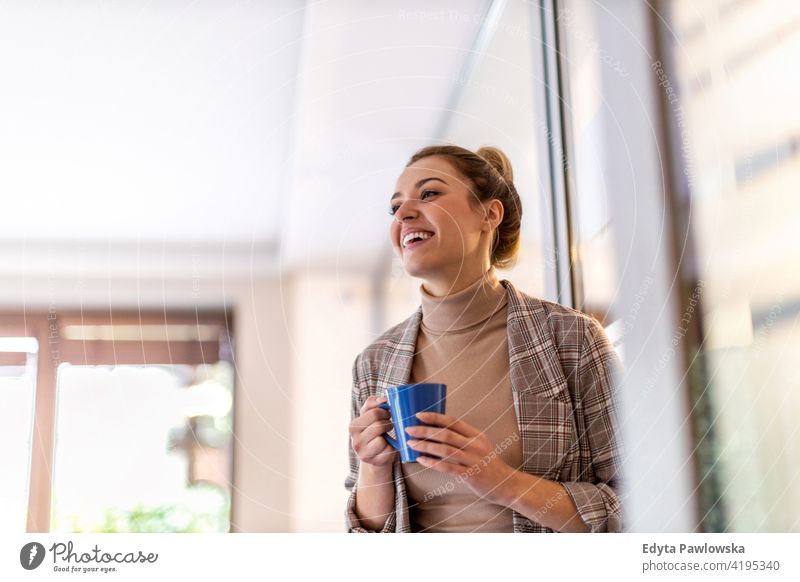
[0,309,233,533]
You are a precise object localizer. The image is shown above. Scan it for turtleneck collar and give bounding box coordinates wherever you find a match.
[419,267,508,333]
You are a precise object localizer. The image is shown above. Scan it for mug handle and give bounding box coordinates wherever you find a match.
[377,402,401,450]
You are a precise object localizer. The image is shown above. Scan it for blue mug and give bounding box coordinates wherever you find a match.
[377,383,447,463]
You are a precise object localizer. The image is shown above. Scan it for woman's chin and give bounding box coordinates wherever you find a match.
[402,256,434,279]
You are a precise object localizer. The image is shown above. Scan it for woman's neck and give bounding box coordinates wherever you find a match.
[420,262,494,298]
[419,266,506,332]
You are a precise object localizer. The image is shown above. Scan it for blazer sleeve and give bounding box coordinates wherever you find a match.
[560,318,625,532]
[344,354,397,533]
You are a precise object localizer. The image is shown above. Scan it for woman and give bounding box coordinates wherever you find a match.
[345,145,623,533]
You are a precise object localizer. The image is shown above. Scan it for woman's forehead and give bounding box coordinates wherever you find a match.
[396,156,462,190]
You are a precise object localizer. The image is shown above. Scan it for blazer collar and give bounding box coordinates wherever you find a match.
[376,279,568,401]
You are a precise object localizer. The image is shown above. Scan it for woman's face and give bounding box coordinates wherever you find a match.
[389,156,498,285]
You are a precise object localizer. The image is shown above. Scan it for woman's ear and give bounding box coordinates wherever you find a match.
[481,199,504,231]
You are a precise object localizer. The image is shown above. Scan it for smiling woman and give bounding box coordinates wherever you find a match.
[387,146,522,298]
[344,145,624,533]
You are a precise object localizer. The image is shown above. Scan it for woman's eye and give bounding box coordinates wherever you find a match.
[389,191,438,215]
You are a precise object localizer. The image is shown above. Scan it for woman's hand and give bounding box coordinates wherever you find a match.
[349,395,398,469]
[405,411,517,506]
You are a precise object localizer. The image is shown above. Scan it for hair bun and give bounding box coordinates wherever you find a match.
[476,146,514,183]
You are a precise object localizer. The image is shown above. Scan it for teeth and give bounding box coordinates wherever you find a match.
[402,231,433,248]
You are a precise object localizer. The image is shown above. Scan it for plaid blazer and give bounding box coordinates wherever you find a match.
[345,279,624,533]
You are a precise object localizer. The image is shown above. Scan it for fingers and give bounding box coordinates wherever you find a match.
[370,449,398,468]
[350,395,395,464]
[359,394,387,416]
[350,395,394,464]
[360,435,395,462]
[415,411,481,438]
[408,439,472,466]
[404,424,472,448]
[358,418,394,444]
[350,406,390,435]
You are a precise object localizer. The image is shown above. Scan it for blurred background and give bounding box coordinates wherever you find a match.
[0,0,797,533]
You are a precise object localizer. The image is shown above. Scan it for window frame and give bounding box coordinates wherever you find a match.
[0,309,234,533]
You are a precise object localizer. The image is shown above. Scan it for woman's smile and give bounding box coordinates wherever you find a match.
[402,231,435,251]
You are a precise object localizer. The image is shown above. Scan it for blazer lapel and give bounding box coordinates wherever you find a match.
[374,306,422,396]
[501,279,570,403]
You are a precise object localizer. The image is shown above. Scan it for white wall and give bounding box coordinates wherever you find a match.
[288,272,372,531]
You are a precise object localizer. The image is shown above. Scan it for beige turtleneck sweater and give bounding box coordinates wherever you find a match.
[402,267,524,532]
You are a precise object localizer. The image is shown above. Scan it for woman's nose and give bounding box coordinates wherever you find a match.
[393,199,418,222]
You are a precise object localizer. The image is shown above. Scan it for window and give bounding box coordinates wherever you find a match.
[1,310,235,532]
[659,0,800,532]
[554,0,627,355]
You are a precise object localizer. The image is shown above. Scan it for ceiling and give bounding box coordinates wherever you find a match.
[0,0,491,272]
